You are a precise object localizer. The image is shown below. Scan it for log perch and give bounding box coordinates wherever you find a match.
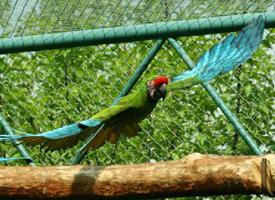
[0,153,274,199]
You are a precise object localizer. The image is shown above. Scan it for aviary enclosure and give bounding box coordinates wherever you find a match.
[0,0,274,199]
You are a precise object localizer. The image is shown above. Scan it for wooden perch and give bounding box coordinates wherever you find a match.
[0,154,274,199]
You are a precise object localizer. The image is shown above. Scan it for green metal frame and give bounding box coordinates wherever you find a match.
[1,11,272,164]
[0,114,35,166]
[0,12,274,54]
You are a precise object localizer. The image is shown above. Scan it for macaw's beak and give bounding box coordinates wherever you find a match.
[152,84,167,100]
[148,81,167,100]
[159,84,167,100]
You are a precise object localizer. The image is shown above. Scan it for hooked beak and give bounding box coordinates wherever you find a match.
[159,84,167,100]
[150,84,167,100]
[147,81,168,100]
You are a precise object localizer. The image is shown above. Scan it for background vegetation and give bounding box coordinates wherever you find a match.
[0,0,274,199]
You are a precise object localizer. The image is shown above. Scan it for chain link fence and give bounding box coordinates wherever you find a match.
[0,0,274,167]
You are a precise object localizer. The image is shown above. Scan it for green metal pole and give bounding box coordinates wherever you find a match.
[71,39,166,164]
[0,12,275,54]
[168,38,262,155]
[0,114,35,166]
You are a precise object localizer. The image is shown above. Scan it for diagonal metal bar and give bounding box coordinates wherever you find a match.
[168,38,262,155]
[71,39,166,164]
[0,114,35,166]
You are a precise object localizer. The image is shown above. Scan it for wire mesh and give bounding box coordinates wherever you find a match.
[0,0,274,168]
[0,0,274,37]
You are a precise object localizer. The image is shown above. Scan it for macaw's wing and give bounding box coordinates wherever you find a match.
[34,101,134,151]
[0,96,135,151]
[0,119,102,151]
[170,16,264,88]
[167,75,201,92]
[75,95,141,152]
[87,102,133,122]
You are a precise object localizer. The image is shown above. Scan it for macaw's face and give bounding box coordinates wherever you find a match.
[147,75,169,100]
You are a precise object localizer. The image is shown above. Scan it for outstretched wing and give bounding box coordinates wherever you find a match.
[0,95,135,151]
[0,119,101,151]
[172,16,264,83]
[67,94,140,152]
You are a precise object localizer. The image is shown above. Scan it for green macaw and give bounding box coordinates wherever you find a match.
[11,75,198,152]
[74,75,198,153]
[0,74,198,152]
[0,16,264,154]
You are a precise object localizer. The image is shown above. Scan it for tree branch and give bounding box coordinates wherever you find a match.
[0,153,274,199]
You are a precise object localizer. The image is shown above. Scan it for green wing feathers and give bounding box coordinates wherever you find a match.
[167,76,201,92]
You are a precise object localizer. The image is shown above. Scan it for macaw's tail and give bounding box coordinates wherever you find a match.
[0,119,102,151]
[168,16,264,91]
[79,123,141,152]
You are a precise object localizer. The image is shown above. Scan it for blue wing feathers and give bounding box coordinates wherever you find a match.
[172,16,264,82]
[80,119,101,127]
[39,119,101,139]
[209,43,221,61]
[0,119,101,142]
[39,123,84,139]
[217,34,235,61]
[171,69,197,82]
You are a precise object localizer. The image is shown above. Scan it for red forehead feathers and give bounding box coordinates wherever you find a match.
[153,75,169,86]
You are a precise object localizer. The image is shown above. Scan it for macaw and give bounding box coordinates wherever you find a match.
[0,16,264,153]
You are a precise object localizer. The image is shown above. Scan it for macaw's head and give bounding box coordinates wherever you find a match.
[147,75,170,100]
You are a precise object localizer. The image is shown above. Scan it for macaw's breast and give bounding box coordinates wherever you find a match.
[109,101,158,126]
[107,92,159,126]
